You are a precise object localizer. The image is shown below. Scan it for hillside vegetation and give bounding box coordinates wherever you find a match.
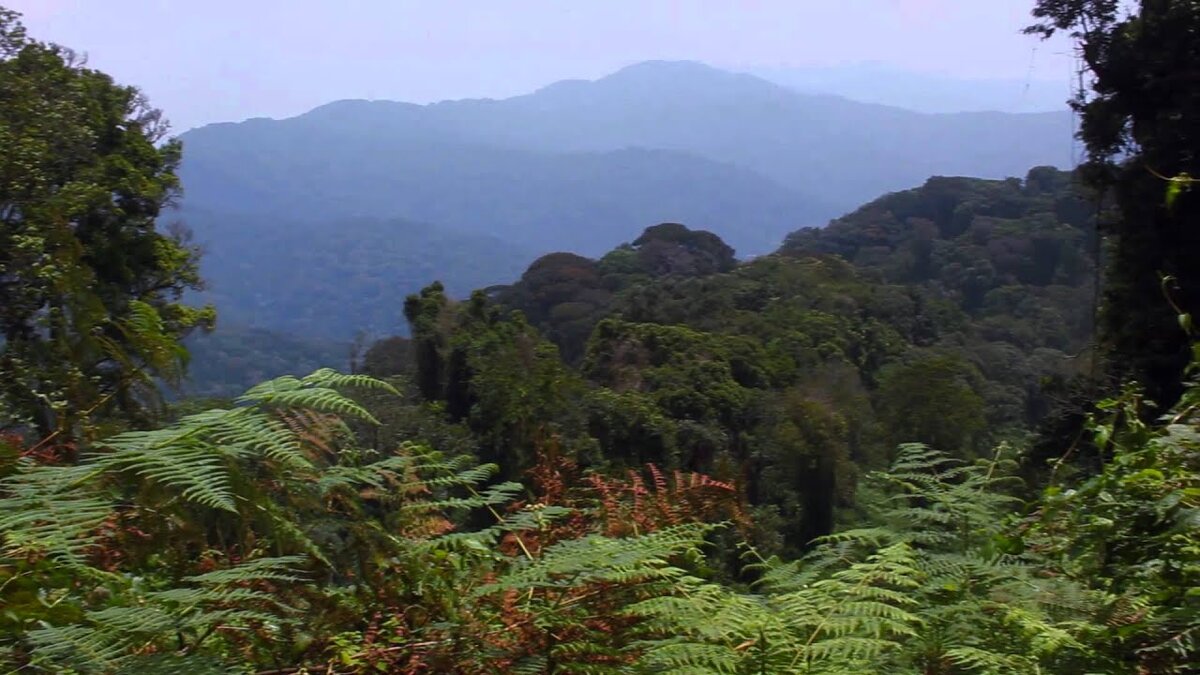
[183,211,534,339]
[375,168,1093,554]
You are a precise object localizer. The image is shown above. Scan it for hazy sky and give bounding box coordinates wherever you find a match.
[10,0,1074,132]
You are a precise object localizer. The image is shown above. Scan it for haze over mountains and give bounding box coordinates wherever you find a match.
[177,59,1075,345]
[750,62,1071,113]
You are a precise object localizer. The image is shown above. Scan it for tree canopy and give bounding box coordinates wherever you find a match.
[0,8,211,438]
[1029,0,1200,406]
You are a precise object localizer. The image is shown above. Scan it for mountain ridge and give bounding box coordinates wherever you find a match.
[173,59,1077,345]
[180,59,1072,204]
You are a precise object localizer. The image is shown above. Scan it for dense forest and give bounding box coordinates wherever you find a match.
[1,2,1198,674]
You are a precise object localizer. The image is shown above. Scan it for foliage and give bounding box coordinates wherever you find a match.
[6,359,1196,673]
[468,180,1098,551]
[405,286,590,476]
[1028,0,1200,406]
[0,8,213,438]
[1023,357,1200,672]
[626,443,1116,674]
[875,353,986,456]
[0,368,754,674]
[3,8,1198,673]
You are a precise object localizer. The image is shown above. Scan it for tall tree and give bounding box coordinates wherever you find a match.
[0,8,212,438]
[1028,0,1200,405]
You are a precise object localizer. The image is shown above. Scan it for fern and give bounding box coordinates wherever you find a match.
[0,462,112,565]
[303,367,401,394]
[480,523,713,595]
[628,444,1106,674]
[1026,373,1200,673]
[93,425,240,512]
[2,370,493,672]
[26,555,306,672]
[238,374,382,424]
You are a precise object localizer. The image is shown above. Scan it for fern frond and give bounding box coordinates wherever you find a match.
[241,385,380,424]
[944,645,1035,673]
[181,554,308,586]
[197,407,309,468]
[0,464,112,565]
[238,372,386,424]
[302,368,401,395]
[481,524,714,595]
[400,481,524,513]
[26,555,305,672]
[94,428,237,511]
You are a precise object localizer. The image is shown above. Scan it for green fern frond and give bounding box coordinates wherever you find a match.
[944,645,1036,673]
[240,385,379,424]
[0,463,112,564]
[95,430,236,511]
[481,524,714,595]
[115,653,243,675]
[182,554,308,586]
[25,622,136,673]
[238,371,390,424]
[26,555,305,672]
[196,407,309,468]
[303,368,400,395]
[238,374,304,399]
[400,480,524,513]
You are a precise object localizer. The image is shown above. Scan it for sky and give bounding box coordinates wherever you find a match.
[10,0,1074,132]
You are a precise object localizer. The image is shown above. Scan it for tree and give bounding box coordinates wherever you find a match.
[876,354,987,456]
[1028,0,1200,406]
[631,222,737,277]
[403,281,451,402]
[0,8,211,438]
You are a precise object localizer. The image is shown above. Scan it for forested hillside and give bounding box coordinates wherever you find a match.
[183,211,534,338]
[182,326,349,399]
[2,2,1199,674]
[180,137,814,258]
[388,168,1096,551]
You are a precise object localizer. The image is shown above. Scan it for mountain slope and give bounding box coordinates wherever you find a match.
[179,142,814,257]
[181,326,349,399]
[429,60,1074,205]
[178,60,1074,258]
[488,168,1094,459]
[182,210,535,339]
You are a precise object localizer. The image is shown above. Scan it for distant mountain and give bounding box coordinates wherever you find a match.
[178,60,1074,257]
[748,63,1071,114]
[180,142,814,257]
[182,210,535,339]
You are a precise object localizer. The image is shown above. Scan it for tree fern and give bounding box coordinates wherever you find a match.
[1,369,528,673]
[628,444,1106,674]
